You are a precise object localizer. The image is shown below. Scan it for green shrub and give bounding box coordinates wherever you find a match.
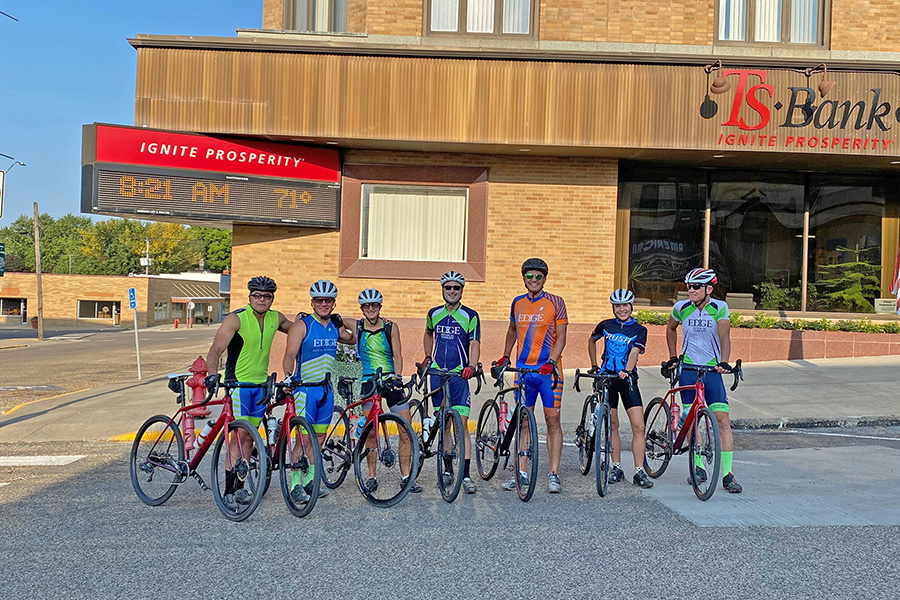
[634,310,669,326]
[882,321,900,334]
[754,311,778,329]
[729,311,744,328]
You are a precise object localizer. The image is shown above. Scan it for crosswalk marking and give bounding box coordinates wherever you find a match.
[0,455,86,467]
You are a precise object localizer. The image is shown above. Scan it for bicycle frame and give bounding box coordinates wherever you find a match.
[490,365,553,469]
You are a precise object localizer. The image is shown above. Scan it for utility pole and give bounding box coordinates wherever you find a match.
[33,202,43,341]
[144,238,150,275]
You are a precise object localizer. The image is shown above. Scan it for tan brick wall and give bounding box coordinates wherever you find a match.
[262,0,284,30]
[231,152,619,331]
[347,0,368,33]
[830,0,900,51]
[366,0,422,35]
[540,0,714,45]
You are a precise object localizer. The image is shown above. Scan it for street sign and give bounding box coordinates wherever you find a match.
[0,170,5,220]
[128,287,137,310]
[0,242,5,277]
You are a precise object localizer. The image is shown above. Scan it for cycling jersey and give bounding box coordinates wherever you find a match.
[294,314,339,433]
[224,306,279,384]
[510,292,568,368]
[425,304,480,372]
[591,317,647,374]
[356,318,395,381]
[671,299,729,366]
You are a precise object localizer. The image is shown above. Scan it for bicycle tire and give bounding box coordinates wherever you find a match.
[594,403,611,497]
[279,416,322,517]
[437,408,465,503]
[689,407,722,501]
[130,415,185,506]
[321,405,351,489]
[515,405,539,503]
[643,397,672,478]
[576,395,597,476]
[353,413,420,507]
[211,419,268,522]
[253,445,273,497]
[474,397,501,480]
[407,398,426,479]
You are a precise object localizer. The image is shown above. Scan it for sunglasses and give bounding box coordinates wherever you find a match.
[443,285,462,291]
[312,297,335,304]
[361,303,382,309]
[249,293,274,300]
[524,273,545,280]
[687,283,708,290]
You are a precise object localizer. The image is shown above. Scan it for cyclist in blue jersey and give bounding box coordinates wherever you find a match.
[423,271,481,494]
[282,279,355,499]
[665,268,742,494]
[587,289,653,489]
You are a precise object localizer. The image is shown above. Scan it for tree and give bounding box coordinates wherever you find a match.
[190,226,232,271]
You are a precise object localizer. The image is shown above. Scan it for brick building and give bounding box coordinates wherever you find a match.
[80,0,900,362]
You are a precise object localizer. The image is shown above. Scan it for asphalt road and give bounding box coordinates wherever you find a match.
[1,428,898,599]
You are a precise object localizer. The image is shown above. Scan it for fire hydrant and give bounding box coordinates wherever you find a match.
[182,356,212,450]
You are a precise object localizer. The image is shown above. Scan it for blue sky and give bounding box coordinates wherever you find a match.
[0,0,261,221]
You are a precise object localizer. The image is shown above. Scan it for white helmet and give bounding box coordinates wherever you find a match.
[440,271,466,287]
[309,279,338,299]
[358,288,383,305]
[609,289,635,305]
[685,268,718,285]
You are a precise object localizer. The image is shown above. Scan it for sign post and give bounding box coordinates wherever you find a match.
[0,242,5,277]
[129,287,142,380]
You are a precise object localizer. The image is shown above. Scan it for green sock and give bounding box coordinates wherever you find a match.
[301,465,314,486]
[693,452,704,469]
[291,470,303,489]
[722,451,733,476]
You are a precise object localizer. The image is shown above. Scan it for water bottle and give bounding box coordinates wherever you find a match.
[670,403,681,432]
[194,420,215,449]
[498,402,508,432]
[422,416,434,444]
[354,415,366,440]
[266,417,279,443]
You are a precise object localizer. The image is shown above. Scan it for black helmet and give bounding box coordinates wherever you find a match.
[247,276,277,293]
[521,258,549,275]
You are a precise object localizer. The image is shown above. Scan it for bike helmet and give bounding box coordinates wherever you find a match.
[309,279,338,299]
[521,257,549,275]
[358,288,383,305]
[684,268,718,286]
[247,276,277,293]
[609,289,635,305]
[440,271,466,287]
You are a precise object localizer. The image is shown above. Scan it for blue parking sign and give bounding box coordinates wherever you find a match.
[128,287,136,310]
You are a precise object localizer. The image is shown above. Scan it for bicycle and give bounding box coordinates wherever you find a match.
[256,379,323,518]
[473,363,554,502]
[129,374,272,522]
[320,369,420,507]
[406,361,485,503]
[643,358,743,501]
[572,369,632,497]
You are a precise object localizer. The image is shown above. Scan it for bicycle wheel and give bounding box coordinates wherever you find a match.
[436,408,464,503]
[689,407,722,501]
[252,445,273,497]
[474,397,501,480]
[594,403,611,497]
[514,405,539,503]
[130,415,185,506]
[353,413,420,507]
[279,416,322,517]
[643,397,672,478]
[321,406,351,489]
[211,419,268,522]
[407,398,426,479]
[576,395,597,476]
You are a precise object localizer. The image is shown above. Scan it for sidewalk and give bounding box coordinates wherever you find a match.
[0,355,898,444]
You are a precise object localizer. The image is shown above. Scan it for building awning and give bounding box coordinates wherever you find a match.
[170,282,224,303]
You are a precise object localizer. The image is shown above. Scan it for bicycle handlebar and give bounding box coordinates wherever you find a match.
[573,368,633,394]
[490,362,560,391]
[661,358,744,392]
[414,361,486,395]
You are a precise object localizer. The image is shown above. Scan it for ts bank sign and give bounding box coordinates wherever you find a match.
[702,70,896,152]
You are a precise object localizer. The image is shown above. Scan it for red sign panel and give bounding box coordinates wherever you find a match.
[93,124,339,182]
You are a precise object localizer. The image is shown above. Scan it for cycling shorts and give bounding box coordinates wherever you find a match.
[607,375,643,411]
[295,385,334,433]
[360,380,410,413]
[232,388,266,427]
[429,375,470,418]
[678,369,728,413]
[516,372,562,413]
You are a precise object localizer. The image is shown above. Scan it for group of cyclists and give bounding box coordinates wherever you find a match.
[203,259,742,506]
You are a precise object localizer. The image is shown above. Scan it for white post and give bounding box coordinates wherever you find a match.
[133,308,142,380]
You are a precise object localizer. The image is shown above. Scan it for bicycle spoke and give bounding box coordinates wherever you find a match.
[353,413,419,507]
[130,415,185,506]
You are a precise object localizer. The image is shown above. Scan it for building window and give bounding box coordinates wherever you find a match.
[286,0,347,33]
[360,185,468,262]
[78,300,120,319]
[1,298,26,319]
[429,0,533,35]
[154,302,169,320]
[171,303,185,318]
[717,0,825,45]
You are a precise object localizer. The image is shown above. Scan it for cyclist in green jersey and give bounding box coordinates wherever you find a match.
[204,276,293,507]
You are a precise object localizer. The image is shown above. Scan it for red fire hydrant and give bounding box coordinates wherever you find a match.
[182,356,212,451]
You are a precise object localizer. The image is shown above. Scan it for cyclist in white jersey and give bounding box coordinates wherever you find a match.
[665,268,742,494]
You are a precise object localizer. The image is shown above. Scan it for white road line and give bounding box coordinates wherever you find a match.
[0,482,8,488]
[786,430,900,442]
[0,455,86,467]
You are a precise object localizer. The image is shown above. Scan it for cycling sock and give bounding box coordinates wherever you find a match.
[613,462,621,469]
[722,451,733,475]
[224,469,235,495]
[292,470,304,488]
[693,452,705,470]
[443,456,453,473]
[464,459,471,478]
[635,466,645,474]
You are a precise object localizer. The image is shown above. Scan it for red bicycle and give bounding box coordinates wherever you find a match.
[643,358,743,501]
[129,374,273,522]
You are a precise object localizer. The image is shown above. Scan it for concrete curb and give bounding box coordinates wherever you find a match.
[730,416,900,430]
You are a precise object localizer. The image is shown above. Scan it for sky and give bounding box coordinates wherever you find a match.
[0,0,262,222]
